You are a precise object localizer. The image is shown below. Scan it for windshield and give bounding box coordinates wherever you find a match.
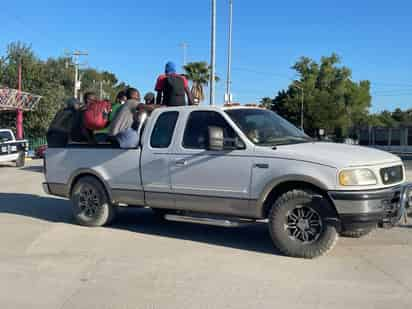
[0,131,13,142]
[225,109,310,146]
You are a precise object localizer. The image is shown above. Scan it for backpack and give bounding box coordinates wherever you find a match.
[83,100,111,130]
[164,75,186,106]
[46,108,75,147]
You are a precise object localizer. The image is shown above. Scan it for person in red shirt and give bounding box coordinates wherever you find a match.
[155,61,194,106]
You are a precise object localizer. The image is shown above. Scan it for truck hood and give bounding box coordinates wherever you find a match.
[255,142,401,169]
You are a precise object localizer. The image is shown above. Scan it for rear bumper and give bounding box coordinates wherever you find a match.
[0,153,19,162]
[329,185,404,231]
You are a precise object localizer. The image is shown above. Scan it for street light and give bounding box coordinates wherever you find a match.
[225,0,233,104]
[210,0,216,106]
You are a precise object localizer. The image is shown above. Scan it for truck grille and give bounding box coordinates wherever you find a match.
[380,165,403,185]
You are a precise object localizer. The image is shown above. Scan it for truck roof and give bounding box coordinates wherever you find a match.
[150,105,264,113]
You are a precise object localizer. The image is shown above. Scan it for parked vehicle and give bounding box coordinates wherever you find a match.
[0,129,27,167]
[43,106,411,258]
[35,144,47,159]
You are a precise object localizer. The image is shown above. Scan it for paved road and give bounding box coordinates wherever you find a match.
[1,160,412,309]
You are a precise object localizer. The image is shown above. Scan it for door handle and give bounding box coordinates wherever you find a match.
[175,159,188,166]
[254,163,269,169]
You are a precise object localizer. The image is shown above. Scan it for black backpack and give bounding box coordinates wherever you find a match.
[163,75,186,106]
[46,108,75,147]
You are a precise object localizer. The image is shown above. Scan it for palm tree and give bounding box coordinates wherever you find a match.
[183,61,219,104]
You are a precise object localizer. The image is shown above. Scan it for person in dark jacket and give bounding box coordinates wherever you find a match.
[155,61,194,106]
[46,98,81,147]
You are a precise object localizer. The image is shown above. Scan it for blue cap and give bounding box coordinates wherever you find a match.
[165,61,176,74]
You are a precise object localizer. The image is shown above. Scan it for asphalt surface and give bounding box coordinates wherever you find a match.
[1,160,412,309]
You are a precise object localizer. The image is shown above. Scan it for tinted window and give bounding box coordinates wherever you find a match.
[0,131,13,142]
[183,111,238,149]
[225,109,310,146]
[150,112,179,148]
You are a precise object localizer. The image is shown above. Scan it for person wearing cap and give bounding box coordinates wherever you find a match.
[155,61,194,106]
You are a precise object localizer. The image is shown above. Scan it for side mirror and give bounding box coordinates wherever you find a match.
[208,126,224,151]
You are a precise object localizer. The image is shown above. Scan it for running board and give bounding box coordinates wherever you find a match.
[164,214,255,228]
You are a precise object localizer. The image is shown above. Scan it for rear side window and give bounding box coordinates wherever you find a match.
[183,111,238,149]
[150,111,179,148]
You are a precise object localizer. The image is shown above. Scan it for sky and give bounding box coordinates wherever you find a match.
[1,0,412,112]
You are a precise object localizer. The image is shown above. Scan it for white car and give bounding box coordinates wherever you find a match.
[43,106,411,258]
[0,129,26,167]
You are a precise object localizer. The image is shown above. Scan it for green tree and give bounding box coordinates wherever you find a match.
[0,41,127,138]
[272,53,371,136]
[260,97,273,109]
[183,61,219,103]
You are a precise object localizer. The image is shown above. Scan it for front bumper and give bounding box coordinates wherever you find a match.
[329,184,411,231]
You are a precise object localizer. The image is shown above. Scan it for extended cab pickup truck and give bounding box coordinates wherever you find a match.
[43,106,411,258]
[0,129,26,167]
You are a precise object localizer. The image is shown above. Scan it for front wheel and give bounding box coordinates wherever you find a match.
[71,176,116,227]
[268,189,339,259]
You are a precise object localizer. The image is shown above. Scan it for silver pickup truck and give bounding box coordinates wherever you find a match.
[0,129,26,167]
[43,106,411,258]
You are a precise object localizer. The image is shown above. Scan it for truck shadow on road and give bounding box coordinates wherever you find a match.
[0,193,280,256]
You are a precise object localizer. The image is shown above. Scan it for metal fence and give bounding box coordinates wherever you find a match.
[28,137,47,151]
[358,127,412,153]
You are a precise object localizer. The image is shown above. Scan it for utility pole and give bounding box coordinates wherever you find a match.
[225,0,233,104]
[16,58,23,139]
[180,42,188,67]
[66,50,88,100]
[210,0,216,106]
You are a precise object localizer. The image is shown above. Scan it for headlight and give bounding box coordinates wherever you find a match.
[339,169,377,186]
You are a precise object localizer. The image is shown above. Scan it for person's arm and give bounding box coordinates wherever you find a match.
[156,91,162,105]
[183,76,194,105]
[185,87,194,106]
[155,76,164,105]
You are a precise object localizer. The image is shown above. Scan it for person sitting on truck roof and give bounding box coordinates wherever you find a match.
[155,61,194,106]
[107,88,141,148]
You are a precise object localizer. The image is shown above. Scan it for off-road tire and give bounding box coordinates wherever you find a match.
[71,176,116,227]
[268,189,339,259]
[15,151,25,167]
[340,228,374,238]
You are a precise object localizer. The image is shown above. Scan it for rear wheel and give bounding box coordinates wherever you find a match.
[268,189,339,259]
[71,176,116,227]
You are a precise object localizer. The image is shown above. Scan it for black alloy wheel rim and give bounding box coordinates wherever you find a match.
[285,205,323,243]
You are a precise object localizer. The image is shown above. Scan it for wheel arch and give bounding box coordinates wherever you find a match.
[257,176,337,219]
[69,169,113,202]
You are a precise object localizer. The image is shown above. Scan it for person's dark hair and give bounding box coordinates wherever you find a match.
[83,91,97,103]
[144,92,155,104]
[126,87,140,100]
[116,90,127,101]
